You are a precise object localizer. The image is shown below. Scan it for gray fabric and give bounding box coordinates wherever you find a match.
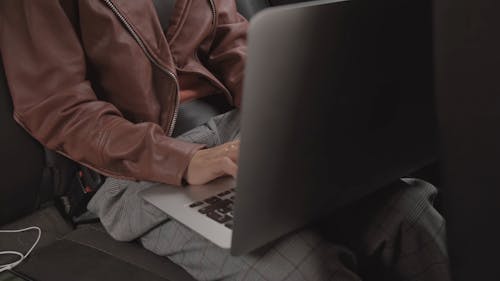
[320,178,451,281]
[172,94,232,137]
[140,216,360,281]
[88,109,451,281]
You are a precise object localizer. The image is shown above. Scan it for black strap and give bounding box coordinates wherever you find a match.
[152,0,176,31]
[36,149,79,209]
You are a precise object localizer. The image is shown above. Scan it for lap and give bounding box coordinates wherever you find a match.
[140,220,360,281]
[88,109,450,281]
[320,179,449,281]
[89,176,445,281]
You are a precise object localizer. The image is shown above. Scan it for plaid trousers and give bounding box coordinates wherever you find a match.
[88,110,451,281]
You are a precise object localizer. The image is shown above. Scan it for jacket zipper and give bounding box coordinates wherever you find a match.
[208,0,217,32]
[205,0,234,104]
[103,0,180,136]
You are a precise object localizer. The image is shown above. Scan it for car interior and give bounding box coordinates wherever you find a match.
[2,0,493,280]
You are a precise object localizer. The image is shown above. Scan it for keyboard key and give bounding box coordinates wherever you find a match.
[198,205,215,214]
[218,216,232,224]
[214,199,232,210]
[217,203,233,214]
[212,198,230,207]
[189,191,237,226]
[189,201,204,208]
[207,212,232,224]
[204,196,222,205]
[206,211,222,221]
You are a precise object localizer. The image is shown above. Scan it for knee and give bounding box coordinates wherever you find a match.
[385,179,447,255]
[362,179,449,267]
[366,179,446,247]
[398,178,443,229]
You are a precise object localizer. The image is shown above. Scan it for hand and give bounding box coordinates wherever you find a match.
[184,140,240,185]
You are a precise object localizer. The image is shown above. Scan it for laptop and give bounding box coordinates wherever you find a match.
[141,0,436,255]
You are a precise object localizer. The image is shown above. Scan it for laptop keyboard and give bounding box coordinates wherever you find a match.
[188,188,235,229]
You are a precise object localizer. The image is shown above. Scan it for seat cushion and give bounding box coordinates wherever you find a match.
[16,224,196,281]
[1,206,195,281]
[0,206,73,251]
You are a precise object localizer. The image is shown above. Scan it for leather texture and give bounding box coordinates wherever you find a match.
[0,0,248,186]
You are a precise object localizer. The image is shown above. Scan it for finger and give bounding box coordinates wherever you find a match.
[225,140,240,150]
[226,147,240,163]
[221,157,238,178]
[226,140,241,162]
[218,141,240,163]
[222,140,240,150]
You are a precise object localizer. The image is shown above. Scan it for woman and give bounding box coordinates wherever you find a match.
[0,1,450,280]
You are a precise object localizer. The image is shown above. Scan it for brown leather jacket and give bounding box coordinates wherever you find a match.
[0,0,248,185]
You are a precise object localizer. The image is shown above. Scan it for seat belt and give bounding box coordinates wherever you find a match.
[152,0,176,31]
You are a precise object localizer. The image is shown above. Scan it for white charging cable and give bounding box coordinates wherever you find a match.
[0,227,42,273]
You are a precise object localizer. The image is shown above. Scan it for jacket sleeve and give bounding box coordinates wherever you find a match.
[206,0,249,108]
[0,1,203,186]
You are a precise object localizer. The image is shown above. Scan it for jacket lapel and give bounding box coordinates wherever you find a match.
[104,0,177,71]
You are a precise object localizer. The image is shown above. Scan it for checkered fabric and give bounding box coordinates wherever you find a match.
[88,110,451,281]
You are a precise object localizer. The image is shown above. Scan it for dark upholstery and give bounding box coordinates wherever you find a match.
[0,60,46,226]
[0,207,73,251]
[152,0,176,31]
[1,206,197,281]
[235,0,316,19]
[17,225,196,281]
[236,0,270,19]
[436,0,500,279]
[19,240,179,281]
[270,0,314,6]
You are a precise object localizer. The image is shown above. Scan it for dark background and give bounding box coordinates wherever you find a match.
[435,0,500,279]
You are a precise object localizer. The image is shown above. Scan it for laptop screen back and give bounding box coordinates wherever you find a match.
[232,0,435,255]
